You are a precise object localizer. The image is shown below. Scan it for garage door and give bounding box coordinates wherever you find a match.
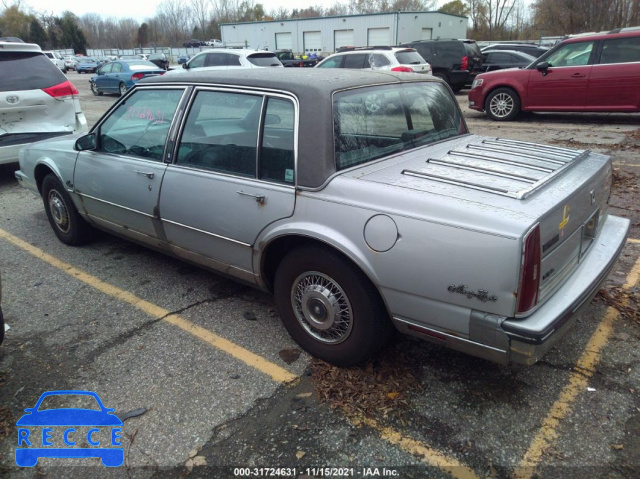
[367,28,390,46]
[421,28,433,40]
[334,30,354,50]
[275,32,292,50]
[303,31,322,54]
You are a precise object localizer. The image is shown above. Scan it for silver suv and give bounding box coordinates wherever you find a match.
[0,42,87,165]
[166,48,283,75]
[315,46,432,74]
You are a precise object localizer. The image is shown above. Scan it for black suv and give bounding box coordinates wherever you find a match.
[148,53,169,70]
[399,39,482,92]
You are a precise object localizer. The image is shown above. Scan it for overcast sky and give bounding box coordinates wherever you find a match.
[15,0,455,23]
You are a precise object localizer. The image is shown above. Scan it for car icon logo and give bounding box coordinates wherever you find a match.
[5,95,19,104]
[15,390,124,467]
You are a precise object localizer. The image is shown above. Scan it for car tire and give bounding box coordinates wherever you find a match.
[90,81,102,96]
[274,245,393,366]
[118,82,127,96]
[42,174,94,245]
[485,87,521,121]
[432,71,451,86]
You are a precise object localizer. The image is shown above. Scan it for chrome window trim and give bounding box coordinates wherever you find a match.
[170,85,299,186]
[161,218,251,247]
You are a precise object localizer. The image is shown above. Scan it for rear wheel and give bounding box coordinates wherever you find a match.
[274,246,393,366]
[432,71,451,86]
[42,174,94,245]
[485,87,521,121]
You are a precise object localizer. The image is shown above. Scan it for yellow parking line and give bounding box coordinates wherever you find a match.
[0,228,297,384]
[354,416,480,479]
[515,251,640,478]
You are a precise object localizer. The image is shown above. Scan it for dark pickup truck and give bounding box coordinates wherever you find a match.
[275,50,318,67]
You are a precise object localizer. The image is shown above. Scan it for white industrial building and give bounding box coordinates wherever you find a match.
[220,12,468,55]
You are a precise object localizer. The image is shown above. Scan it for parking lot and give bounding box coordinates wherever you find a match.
[0,70,639,478]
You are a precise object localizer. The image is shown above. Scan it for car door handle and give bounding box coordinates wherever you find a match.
[571,73,586,78]
[134,170,155,179]
[237,191,265,204]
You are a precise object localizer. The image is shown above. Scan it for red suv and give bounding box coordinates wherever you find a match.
[468,28,640,121]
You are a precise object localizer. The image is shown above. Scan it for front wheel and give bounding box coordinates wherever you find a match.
[42,174,94,245]
[90,81,102,96]
[274,246,393,366]
[118,82,127,96]
[485,87,521,121]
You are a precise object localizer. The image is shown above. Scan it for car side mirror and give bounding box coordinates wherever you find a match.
[536,62,549,76]
[75,133,96,151]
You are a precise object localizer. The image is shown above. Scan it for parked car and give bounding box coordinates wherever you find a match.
[43,50,66,72]
[183,39,204,48]
[177,54,190,64]
[205,39,223,47]
[15,69,629,367]
[399,39,481,91]
[481,43,550,58]
[90,60,165,96]
[147,53,169,70]
[0,41,87,165]
[469,28,640,120]
[63,55,78,71]
[166,48,282,74]
[275,50,318,67]
[480,50,536,72]
[76,57,100,74]
[315,46,431,75]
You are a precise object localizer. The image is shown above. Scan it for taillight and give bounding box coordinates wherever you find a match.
[131,73,145,81]
[517,225,541,314]
[42,80,78,100]
[461,55,468,70]
[391,66,413,72]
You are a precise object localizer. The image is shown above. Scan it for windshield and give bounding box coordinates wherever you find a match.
[334,82,465,171]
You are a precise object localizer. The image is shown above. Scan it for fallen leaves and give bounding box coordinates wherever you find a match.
[311,343,422,420]
[597,287,639,323]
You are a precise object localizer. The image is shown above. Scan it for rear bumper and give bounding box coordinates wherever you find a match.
[0,132,72,165]
[502,214,629,364]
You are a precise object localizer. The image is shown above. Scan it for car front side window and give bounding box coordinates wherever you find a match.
[176,90,262,177]
[188,54,206,69]
[545,41,594,67]
[96,89,184,161]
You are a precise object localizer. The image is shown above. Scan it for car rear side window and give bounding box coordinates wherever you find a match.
[260,97,295,184]
[334,82,465,170]
[176,90,262,177]
[600,37,640,64]
[0,52,66,91]
[344,54,367,69]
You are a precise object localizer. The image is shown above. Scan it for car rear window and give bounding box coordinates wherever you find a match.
[0,51,66,91]
[128,61,161,70]
[394,50,426,65]
[247,53,281,66]
[334,82,466,170]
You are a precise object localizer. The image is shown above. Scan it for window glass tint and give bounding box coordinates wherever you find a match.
[368,54,390,68]
[177,91,262,177]
[344,54,367,68]
[334,83,465,171]
[600,37,640,64]
[492,52,513,63]
[188,53,206,68]
[226,53,242,66]
[205,53,226,66]
[317,56,343,68]
[97,89,184,161]
[436,42,464,59]
[260,98,295,184]
[0,52,66,91]
[394,51,425,65]
[247,53,280,66]
[546,41,594,67]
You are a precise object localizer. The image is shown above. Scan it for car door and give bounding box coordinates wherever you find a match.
[105,62,124,92]
[94,63,112,91]
[73,88,186,244]
[159,89,296,276]
[527,40,595,110]
[587,36,640,110]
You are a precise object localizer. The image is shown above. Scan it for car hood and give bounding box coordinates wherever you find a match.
[16,408,123,426]
[477,66,530,80]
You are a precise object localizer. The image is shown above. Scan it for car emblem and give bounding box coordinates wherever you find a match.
[6,95,19,104]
